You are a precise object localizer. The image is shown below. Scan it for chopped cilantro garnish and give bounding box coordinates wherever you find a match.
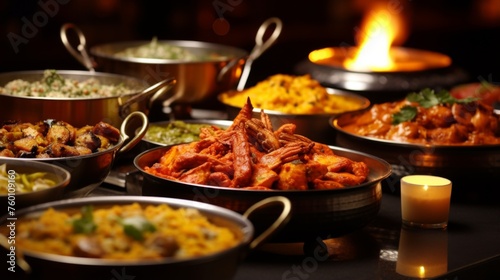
[406,88,478,108]
[392,105,418,125]
[121,216,156,241]
[72,205,97,234]
[392,88,479,124]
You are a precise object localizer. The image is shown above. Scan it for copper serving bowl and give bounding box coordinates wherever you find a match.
[61,18,282,113]
[0,195,290,280]
[219,88,370,145]
[1,112,148,198]
[0,70,174,128]
[331,111,500,194]
[0,158,71,215]
[134,145,391,243]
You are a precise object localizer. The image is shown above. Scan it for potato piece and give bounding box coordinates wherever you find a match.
[75,131,101,151]
[46,125,72,144]
[46,143,82,157]
[13,137,38,152]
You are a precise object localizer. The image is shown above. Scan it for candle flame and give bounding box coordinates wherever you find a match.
[423,185,429,191]
[419,266,426,278]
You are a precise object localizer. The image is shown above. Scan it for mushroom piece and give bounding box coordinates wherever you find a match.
[145,234,180,257]
[73,236,105,258]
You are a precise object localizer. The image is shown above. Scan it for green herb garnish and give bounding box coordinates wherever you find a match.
[121,216,156,241]
[392,88,479,124]
[72,205,97,234]
[406,88,478,108]
[42,69,65,87]
[392,105,418,125]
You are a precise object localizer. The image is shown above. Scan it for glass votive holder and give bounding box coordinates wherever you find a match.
[396,227,448,278]
[400,175,452,229]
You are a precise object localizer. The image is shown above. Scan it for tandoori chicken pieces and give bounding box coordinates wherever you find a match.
[145,98,369,190]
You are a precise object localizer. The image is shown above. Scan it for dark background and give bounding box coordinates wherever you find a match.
[2,0,500,88]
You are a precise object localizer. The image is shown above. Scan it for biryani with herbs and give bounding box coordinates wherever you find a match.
[14,203,240,260]
[219,74,365,114]
[0,69,133,98]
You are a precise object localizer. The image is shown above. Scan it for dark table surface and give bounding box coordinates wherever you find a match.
[88,160,500,280]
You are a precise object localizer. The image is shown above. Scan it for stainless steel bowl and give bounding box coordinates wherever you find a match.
[0,195,290,280]
[0,158,71,214]
[1,112,148,198]
[219,88,370,144]
[61,18,282,113]
[134,145,391,243]
[0,70,173,128]
[331,111,500,194]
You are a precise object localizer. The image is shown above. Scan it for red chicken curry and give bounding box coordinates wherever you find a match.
[341,89,500,145]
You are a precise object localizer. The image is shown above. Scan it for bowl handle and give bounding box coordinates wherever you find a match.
[118,77,177,118]
[243,196,291,249]
[236,17,283,91]
[118,111,149,153]
[60,23,96,72]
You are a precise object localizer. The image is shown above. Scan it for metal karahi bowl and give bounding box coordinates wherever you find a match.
[0,112,148,198]
[331,110,500,195]
[61,18,282,112]
[134,145,391,243]
[0,158,71,215]
[0,195,290,280]
[219,88,370,145]
[0,70,173,128]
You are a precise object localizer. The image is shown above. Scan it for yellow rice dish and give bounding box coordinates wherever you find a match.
[14,203,240,260]
[219,74,365,114]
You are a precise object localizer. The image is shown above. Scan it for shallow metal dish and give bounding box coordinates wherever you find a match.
[331,111,500,192]
[294,46,469,103]
[134,145,391,243]
[1,112,148,198]
[0,195,290,280]
[0,159,71,214]
[219,88,370,144]
[141,119,233,148]
[0,70,173,128]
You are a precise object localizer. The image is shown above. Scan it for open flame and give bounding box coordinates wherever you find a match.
[344,6,403,71]
[308,5,451,72]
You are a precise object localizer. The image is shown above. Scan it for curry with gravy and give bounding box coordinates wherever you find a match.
[340,89,500,145]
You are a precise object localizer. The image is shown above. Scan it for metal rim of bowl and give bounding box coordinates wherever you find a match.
[90,40,249,64]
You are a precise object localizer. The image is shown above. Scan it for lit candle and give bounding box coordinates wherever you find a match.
[396,227,448,278]
[400,175,452,229]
